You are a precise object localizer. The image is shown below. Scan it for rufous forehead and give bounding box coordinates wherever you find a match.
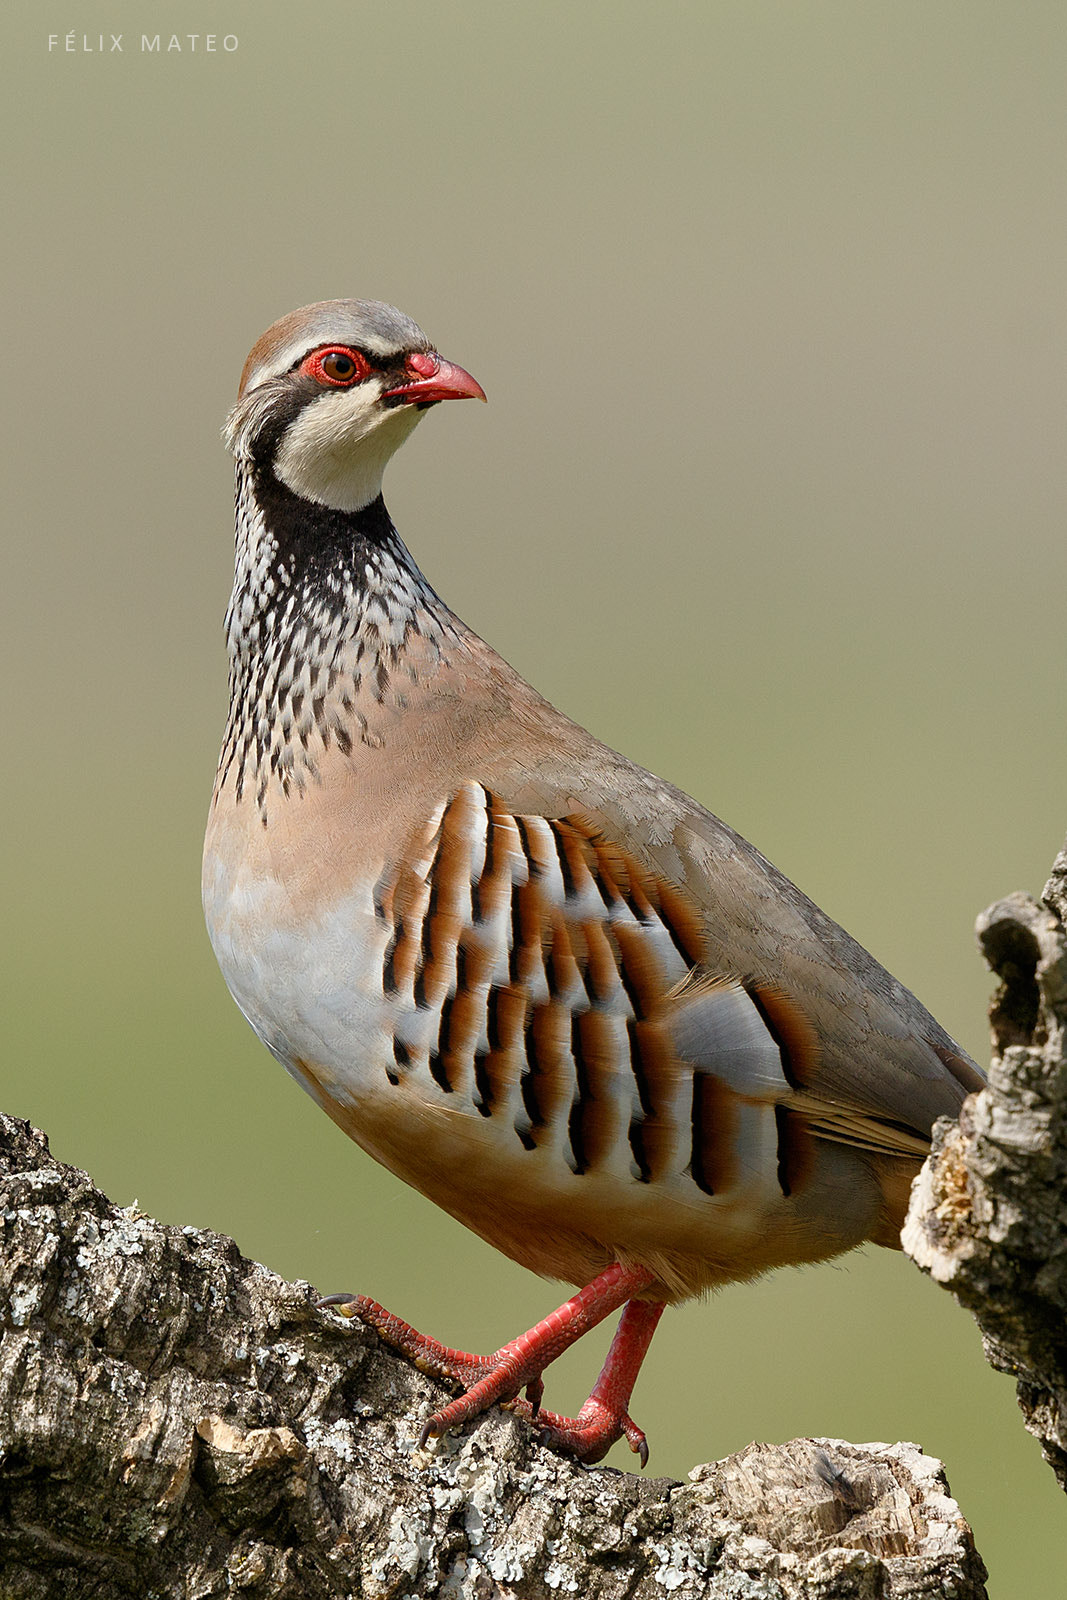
[238,299,434,398]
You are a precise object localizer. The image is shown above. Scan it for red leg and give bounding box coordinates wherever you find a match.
[524,1298,665,1466]
[318,1262,664,1463]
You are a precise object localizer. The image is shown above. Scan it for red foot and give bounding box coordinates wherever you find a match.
[318,1264,665,1466]
[530,1397,649,1467]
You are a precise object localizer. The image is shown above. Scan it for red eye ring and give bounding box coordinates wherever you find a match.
[301,345,371,388]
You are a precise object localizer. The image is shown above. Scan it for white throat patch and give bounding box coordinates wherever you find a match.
[273,386,425,512]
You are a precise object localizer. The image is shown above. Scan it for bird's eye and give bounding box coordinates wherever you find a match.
[301,346,371,388]
[321,350,357,382]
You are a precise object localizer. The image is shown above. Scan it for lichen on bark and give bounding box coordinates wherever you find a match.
[0,1109,987,1598]
[904,841,1067,1491]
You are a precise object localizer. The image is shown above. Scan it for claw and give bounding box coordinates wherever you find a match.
[315,1292,359,1313]
[525,1375,545,1417]
[622,1413,650,1467]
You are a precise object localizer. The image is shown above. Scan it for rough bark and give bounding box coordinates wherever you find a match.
[903,840,1067,1491]
[0,1114,985,1599]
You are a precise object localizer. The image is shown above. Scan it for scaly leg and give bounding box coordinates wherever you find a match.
[524,1298,666,1466]
[319,1261,664,1464]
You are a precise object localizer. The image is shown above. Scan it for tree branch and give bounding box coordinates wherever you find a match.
[0,1110,985,1598]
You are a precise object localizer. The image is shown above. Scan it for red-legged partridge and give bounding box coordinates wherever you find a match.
[203,299,984,1465]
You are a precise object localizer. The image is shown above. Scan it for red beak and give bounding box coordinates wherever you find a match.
[382,353,487,407]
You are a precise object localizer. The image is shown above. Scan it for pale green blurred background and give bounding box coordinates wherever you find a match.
[3,2,1065,1590]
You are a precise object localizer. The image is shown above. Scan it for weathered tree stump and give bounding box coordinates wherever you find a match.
[904,843,1067,1492]
[0,1111,983,1597]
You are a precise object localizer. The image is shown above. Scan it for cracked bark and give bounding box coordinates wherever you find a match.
[903,840,1067,1493]
[0,1115,985,1598]
[19,832,1067,1598]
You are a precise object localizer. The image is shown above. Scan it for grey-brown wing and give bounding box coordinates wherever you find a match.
[376,780,971,1208]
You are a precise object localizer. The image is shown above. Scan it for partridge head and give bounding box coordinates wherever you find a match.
[204,298,984,1465]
